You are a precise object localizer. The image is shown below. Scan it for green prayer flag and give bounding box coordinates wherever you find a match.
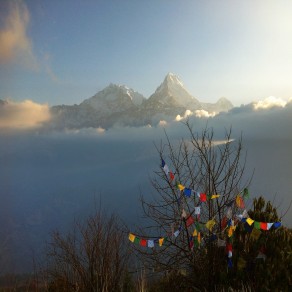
[134,236,140,244]
[254,221,260,230]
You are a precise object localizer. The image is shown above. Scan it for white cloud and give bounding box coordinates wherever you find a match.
[0,0,38,69]
[194,110,216,118]
[0,99,51,129]
[175,109,193,121]
[253,96,287,110]
[158,120,167,126]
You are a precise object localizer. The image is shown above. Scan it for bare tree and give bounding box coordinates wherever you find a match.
[45,210,131,292]
[133,121,251,290]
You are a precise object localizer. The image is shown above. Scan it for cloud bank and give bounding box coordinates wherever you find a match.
[0,99,51,129]
[0,0,37,69]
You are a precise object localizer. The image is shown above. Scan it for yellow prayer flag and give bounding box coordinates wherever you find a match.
[128,233,135,242]
[228,226,236,237]
[198,232,201,243]
[159,238,164,246]
[193,229,198,236]
[206,219,216,231]
[246,217,254,226]
[177,184,185,191]
[211,194,220,199]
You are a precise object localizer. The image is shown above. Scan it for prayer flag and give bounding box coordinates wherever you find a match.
[186,215,195,227]
[163,164,169,175]
[221,217,228,229]
[226,207,232,219]
[134,236,140,244]
[174,230,180,237]
[181,209,187,218]
[200,193,207,202]
[226,243,232,252]
[236,195,245,208]
[184,188,192,197]
[169,171,175,181]
[140,239,147,247]
[197,232,201,244]
[243,188,249,198]
[161,159,165,168]
[254,221,260,229]
[194,206,201,215]
[159,238,164,246]
[260,222,268,230]
[177,183,185,191]
[217,238,226,247]
[227,258,233,268]
[273,222,281,229]
[228,226,236,237]
[147,240,154,248]
[193,229,198,236]
[267,223,273,230]
[246,217,254,226]
[206,219,216,231]
[211,194,220,199]
[128,233,135,242]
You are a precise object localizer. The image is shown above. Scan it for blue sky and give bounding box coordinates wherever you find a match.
[1,0,292,106]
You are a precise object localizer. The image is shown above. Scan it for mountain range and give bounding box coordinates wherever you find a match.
[49,73,233,129]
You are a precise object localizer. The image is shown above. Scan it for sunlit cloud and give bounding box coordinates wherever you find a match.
[194,110,216,118]
[253,96,287,110]
[0,99,51,129]
[175,109,193,121]
[0,0,38,69]
[158,120,167,127]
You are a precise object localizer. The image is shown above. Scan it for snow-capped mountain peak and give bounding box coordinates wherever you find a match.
[80,83,145,111]
[146,73,201,110]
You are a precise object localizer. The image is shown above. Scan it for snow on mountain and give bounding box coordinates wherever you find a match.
[81,83,145,112]
[49,73,234,129]
[144,73,201,110]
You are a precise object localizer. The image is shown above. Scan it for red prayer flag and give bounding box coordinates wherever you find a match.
[140,239,147,247]
[221,216,227,229]
[260,222,268,230]
[169,171,175,181]
[186,215,195,227]
[200,193,207,202]
[226,243,232,252]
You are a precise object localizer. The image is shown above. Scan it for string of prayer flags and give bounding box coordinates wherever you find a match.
[243,217,282,231]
